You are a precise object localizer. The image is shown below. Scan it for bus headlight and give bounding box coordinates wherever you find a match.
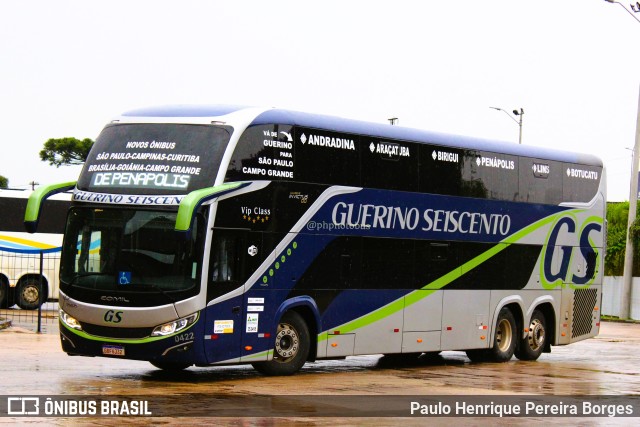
[151,313,198,336]
[59,309,82,331]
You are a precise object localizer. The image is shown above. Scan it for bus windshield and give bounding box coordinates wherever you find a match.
[60,207,205,295]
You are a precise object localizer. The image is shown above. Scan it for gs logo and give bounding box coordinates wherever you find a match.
[541,214,602,289]
[104,310,123,323]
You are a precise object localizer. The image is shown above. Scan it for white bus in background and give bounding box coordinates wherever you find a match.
[0,188,70,309]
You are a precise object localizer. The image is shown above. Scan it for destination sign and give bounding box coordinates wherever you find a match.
[77,123,231,195]
[227,124,296,181]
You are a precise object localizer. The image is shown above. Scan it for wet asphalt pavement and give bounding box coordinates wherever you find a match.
[0,320,638,426]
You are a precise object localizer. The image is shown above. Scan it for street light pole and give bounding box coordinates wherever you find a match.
[514,108,524,145]
[490,107,524,144]
[621,85,640,320]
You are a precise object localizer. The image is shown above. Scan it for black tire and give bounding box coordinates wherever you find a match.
[16,277,45,310]
[488,307,517,362]
[149,360,191,371]
[252,311,310,376]
[0,278,9,309]
[515,309,546,361]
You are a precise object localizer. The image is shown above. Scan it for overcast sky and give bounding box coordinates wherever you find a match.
[1,0,638,200]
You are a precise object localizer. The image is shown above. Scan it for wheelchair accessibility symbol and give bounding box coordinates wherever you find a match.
[119,271,132,285]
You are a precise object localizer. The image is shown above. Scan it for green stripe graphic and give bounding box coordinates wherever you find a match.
[317,209,596,343]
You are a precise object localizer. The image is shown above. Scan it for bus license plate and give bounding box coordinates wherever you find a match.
[102,345,125,356]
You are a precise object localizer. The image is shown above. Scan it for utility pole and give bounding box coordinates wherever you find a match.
[604,0,640,319]
[620,86,640,319]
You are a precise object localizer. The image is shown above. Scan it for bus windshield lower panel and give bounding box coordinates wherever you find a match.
[60,206,205,306]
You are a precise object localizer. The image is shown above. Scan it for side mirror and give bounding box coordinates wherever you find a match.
[175,182,247,239]
[24,181,76,233]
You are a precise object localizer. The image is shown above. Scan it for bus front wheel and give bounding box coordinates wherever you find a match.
[252,311,310,376]
[16,278,45,310]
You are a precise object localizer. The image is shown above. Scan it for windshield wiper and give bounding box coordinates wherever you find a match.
[65,272,107,288]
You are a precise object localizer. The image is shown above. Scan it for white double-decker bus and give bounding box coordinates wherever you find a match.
[25,105,605,374]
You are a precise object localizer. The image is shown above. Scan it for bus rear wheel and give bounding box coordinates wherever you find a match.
[515,309,546,361]
[489,307,516,362]
[17,278,45,310]
[466,308,516,363]
[252,311,310,376]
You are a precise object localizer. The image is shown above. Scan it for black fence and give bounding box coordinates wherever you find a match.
[0,250,60,333]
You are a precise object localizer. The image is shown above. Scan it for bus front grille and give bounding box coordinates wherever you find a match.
[79,322,153,339]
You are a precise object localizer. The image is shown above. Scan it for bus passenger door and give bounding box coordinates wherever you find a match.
[203,229,261,365]
[239,231,282,362]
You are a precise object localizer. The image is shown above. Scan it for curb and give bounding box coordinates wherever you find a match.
[601,317,640,324]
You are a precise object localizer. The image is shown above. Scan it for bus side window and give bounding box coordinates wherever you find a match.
[207,230,264,301]
[210,234,241,283]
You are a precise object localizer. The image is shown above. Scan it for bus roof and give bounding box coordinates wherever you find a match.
[121,105,603,167]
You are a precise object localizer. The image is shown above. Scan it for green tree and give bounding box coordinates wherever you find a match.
[606,202,629,276]
[40,137,93,167]
[605,202,640,276]
[0,175,8,188]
